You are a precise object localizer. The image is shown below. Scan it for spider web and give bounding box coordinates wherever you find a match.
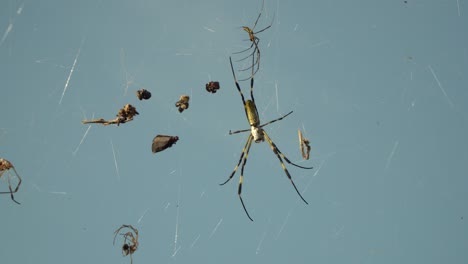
[2,0,468,264]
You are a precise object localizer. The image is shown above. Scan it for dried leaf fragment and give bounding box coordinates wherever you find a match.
[152,135,179,153]
[298,129,311,160]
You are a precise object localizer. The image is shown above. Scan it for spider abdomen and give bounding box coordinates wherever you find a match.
[245,100,260,127]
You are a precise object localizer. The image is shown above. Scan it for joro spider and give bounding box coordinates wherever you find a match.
[233,0,274,81]
[220,57,313,221]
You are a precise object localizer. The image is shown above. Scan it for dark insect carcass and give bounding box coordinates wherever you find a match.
[152,135,179,153]
[205,81,220,93]
[136,89,151,100]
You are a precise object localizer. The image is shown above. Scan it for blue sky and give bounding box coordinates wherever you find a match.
[1,0,468,263]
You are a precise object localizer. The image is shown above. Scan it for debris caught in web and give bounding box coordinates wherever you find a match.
[205,81,220,93]
[298,129,311,160]
[175,95,190,113]
[136,89,151,100]
[81,104,139,126]
[152,135,179,153]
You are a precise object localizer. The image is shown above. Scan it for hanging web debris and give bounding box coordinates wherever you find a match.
[152,135,179,153]
[59,37,86,105]
[175,95,190,113]
[81,104,139,126]
[172,186,181,257]
[0,158,22,204]
[205,81,220,93]
[298,129,311,160]
[110,139,120,181]
[209,218,223,238]
[113,225,139,264]
[135,89,151,100]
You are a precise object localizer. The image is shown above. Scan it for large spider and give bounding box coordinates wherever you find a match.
[0,158,22,204]
[233,0,274,81]
[220,57,313,221]
[113,225,139,264]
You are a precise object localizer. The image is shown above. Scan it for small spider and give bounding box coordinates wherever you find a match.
[175,95,190,113]
[135,89,151,100]
[205,81,220,93]
[152,135,179,153]
[0,158,22,204]
[113,225,139,264]
[298,129,311,160]
[233,0,274,81]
